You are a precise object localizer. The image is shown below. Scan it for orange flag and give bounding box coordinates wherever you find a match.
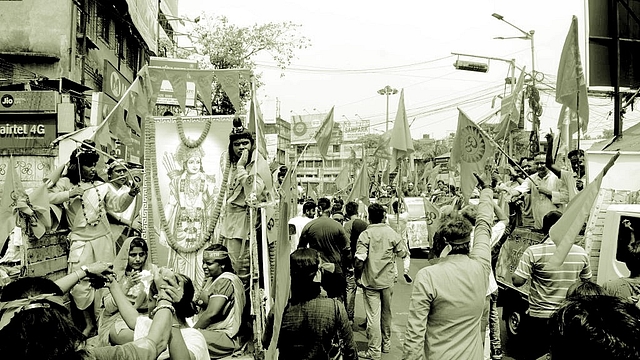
[547,152,620,267]
[0,157,25,250]
[422,196,441,244]
[556,15,589,134]
[495,67,526,140]
[314,106,335,160]
[390,89,414,172]
[248,82,269,160]
[214,69,242,113]
[347,159,370,206]
[334,166,350,192]
[450,109,495,199]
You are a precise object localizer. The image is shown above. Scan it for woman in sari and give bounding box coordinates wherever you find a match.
[193,244,246,359]
[97,237,156,346]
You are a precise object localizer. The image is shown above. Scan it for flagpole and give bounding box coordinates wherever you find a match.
[101,76,141,125]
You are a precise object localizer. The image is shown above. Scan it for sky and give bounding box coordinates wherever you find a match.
[177,0,639,140]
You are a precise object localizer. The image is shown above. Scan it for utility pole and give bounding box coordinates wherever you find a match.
[377,85,398,132]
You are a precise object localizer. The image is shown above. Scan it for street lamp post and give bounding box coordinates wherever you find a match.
[492,13,535,87]
[377,85,398,132]
[492,13,538,153]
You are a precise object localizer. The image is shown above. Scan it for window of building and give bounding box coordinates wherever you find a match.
[332,144,340,153]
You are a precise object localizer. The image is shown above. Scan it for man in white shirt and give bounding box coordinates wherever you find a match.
[288,200,316,253]
[545,133,585,203]
[509,154,567,230]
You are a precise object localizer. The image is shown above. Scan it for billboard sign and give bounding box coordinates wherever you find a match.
[290,113,342,145]
[341,120,370,141]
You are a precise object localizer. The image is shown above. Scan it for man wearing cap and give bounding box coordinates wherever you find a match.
[509,153,567,230]
[220,117,271,287]
[403,173,494,360]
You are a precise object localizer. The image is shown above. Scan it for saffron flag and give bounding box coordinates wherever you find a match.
[0,158,26,250]
[422,196,441,245]
[495,67,526,140]
[547,152,620,268]
[555,15,589,134]
[347,159,370,206]
[265,167,295,360]
[390,89,414,172]
[335,166,350,192]
[214,69,242,113]
[248,82,269,160]
[450,109,496,199]
[428,164,442,189]
[420,162,433,186]
[315,106,335,160]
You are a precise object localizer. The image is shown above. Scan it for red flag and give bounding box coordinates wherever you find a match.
[450,109,496,199]
[347,159,370,205]
[314,106,335,160]
[547,152,620,268]
[556,15,589,135]
[390,89,414,172]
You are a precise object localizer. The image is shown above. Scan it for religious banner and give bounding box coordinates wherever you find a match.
[450,109,496,199]
[143,115,239,289]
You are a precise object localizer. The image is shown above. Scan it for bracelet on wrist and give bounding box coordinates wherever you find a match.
[151,304,176,317]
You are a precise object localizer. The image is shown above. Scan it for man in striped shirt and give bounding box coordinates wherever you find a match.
[512,210,592,360]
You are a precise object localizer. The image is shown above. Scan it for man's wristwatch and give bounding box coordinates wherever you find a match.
[80,265,90,276]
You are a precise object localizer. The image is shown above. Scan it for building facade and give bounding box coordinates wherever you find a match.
[0,0,176,187]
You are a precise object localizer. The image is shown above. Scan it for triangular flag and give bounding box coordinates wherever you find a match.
[0,157,25,250]
[373,131,392,159]
[138,65,161,109]
[27,183,51,239]
[390,89,414,172]
[422,196,441,245]
[450,109,496,199]
[547,152,620,268]
[314,106,335,160]
[166,69,187,112]
[428,164,442,189]
[195,72,214,115]
[347,159,370,205]
[214,70,241,113]
[420,162,433,186]
[555,15,589,134]
[495,67,526,140]
[265,167,294,360]
[334,166,350,192]
[248,83,268,159]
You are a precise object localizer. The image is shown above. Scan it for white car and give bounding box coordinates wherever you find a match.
[403,197,431,250]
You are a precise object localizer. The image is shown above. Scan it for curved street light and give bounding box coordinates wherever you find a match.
[377,85,398,132]
[492,13,536,86]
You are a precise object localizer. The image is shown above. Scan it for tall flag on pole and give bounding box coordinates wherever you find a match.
[315,106,335,160]
[428,164,442,189]
[248,80,268,160]
[495,67,526,140]
[451,109,496,199]
[547,153,619,268]
[419,162,433,186]
[422,197,441,245]
[389,89,414,172]
[335,166,350,192]
[556,15,589,136]
[347,159,370,206]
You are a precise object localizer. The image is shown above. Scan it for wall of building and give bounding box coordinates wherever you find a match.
[0,0,73,78]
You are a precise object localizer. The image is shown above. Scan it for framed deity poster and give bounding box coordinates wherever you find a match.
[142,115,240,288]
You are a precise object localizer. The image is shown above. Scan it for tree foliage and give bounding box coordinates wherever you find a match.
[184,15,311,115]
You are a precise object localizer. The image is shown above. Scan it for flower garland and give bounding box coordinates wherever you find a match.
[146,120,231,254]
[81,183,103,227]
[176,116,212,149]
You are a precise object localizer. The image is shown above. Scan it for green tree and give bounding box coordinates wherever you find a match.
[187,15,311,114]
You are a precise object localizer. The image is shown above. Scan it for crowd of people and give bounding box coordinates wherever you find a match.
[2,118,640,360]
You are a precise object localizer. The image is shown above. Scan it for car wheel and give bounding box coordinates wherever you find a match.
[506,308,522,337]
